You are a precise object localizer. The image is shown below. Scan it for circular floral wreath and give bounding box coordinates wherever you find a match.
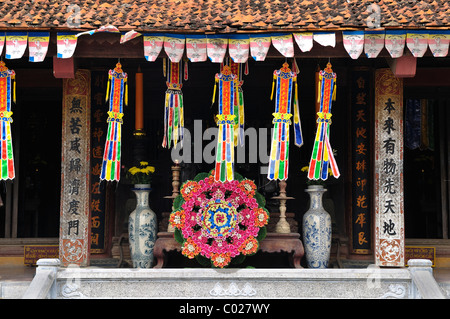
[169,171,269,268]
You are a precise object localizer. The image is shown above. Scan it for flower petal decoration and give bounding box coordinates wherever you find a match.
[169,171,269,268]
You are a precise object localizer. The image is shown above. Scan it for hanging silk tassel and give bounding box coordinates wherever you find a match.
[0,61,16,180]
[162,60,184,149]
[184,58,189,81]
[163,57,167,77]
[100,62,127,182]
[267,62,303,181]
[308,62,340,181]
[293,81,303,147]
[229,59,245,147]
[212,65,236,182]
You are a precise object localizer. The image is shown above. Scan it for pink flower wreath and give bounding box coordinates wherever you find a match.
[169,171,269,268]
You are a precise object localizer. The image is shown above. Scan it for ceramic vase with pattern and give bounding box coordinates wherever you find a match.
[128,184,157,268]
[302,184,332,269]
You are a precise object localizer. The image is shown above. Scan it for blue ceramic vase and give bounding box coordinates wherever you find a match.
[128,184,157,268]
[302,185,332,269]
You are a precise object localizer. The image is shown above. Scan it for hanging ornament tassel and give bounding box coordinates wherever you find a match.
[100,62,127,182]
[267,62,301,181]
[162,61,184,149]
[293,80,303,147]
[0,61,16,180]
[308,62,340,181]
[184,58,189,81]
[229,60,245,147]
[213,65,236,182]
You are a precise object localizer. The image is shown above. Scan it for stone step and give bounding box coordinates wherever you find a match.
[1,281,32,299]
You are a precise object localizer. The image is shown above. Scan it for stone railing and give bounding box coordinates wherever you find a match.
[21,258,446,299]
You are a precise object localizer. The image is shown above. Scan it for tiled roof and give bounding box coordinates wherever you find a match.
[0,0,449,32]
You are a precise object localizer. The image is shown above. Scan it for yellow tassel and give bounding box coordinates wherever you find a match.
[212,79,217,105]
[270,75,276,100]
[13,77,16,104]
[332,81,337,101]
[105,75,111,102]
[124,79,128,106]
[317,75,321,103]
[163,58,167,77]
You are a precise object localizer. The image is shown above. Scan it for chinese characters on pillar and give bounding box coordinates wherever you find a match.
[60,70,91,267]
[374,69,404,267]
[351,68,371,254]
[90,72,108,253]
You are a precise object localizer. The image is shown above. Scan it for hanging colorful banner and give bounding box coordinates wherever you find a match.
[249,34,271,61]
[120,30,142,44]
[162,60,185,149]
[90,71,109,253]
[100,63,128,182]
[374,68,404,267]
[350,67,372,254]
[293,32,313,52]
[0,61,16,180]
[308,62,340,181]
[57,32,78,59]
[186,35,207,62]
[226,59,246,146]
[385,30,406,58]
[313,32,336,47]
[143,33,164,62]
[406,31,429,58]
[271,33,294,57]
[364,30,385,58]
[212,65,236,182]
[60,69,91,267]
[267,62,303,181]
[207,35,228,63]
[164,34,185,63]
[343,31,364,59]
[28,32,50,63]
[228,34,250,63]
[5,32,27,60]
[0,32,5,56]
[428,30,450,57]
[76,25,120,37]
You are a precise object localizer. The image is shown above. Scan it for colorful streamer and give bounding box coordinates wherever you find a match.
[186,35,207,62]
[120,30,142,44]
[308,62,340,181]
[223,58,246,147]
[0,32,5,56]
[249,34,271,61]
[57,32,78,59]
[385,30,406,58]
[28,32,50,62]
[342,31,364,59]
[162,59,185,149]
[164,34,185,63]
[100,62,128,182]
[293,32,313,52]
[0,61,16,180]
[406,31,429,58]
[271,33,294,58]
[143,33,164,62]
[267,62,303,181]
[5,32,28,60]
[212,65,236,182]
[228,34,250,63]
[364,30,385,58]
